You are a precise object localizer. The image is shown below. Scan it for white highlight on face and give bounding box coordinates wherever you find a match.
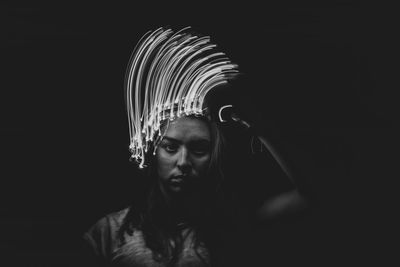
[125,27,239,168]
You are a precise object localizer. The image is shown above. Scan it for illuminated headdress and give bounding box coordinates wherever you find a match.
[125,27,239,168]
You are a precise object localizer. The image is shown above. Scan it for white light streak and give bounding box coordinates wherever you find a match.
[125,27,239,168]
[218,104,233,122]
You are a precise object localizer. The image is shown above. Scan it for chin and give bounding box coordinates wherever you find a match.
[168,184,186,194]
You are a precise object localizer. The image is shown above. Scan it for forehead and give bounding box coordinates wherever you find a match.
[163,117,210,141]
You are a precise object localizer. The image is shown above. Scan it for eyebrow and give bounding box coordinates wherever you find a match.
[162,136,211,143]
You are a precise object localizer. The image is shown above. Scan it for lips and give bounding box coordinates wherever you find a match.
[169,174,187,185]
[171,175,185,181]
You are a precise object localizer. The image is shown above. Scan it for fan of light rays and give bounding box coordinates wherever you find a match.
[125,26,239,168]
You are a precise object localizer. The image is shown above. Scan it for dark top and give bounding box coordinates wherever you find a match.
[82,208,210,267]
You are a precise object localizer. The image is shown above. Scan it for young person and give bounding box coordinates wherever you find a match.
[82,27,311,267]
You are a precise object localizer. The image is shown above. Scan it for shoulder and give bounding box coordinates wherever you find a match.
[83,207,130,258]
[105,207,130,229]
[86,207,130,237]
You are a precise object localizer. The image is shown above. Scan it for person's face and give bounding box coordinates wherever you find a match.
[156,116,211,197]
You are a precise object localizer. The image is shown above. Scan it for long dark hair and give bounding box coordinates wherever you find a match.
[118,115,234,266]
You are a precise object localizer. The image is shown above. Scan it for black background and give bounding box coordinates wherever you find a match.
[2,1,398,266]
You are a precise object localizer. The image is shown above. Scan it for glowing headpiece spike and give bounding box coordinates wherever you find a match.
[125,27,239,168]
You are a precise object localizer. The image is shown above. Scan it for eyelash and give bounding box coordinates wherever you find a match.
[164,144,178,152]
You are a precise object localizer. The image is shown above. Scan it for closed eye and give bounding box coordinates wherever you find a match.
[192,149,208,156]
[161,142,179,153]
[189,142,210,156]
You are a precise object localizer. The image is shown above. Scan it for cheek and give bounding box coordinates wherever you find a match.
[156,151,175,178]
[193,155,211,174]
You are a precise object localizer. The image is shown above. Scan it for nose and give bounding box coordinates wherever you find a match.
[177,147,192,173]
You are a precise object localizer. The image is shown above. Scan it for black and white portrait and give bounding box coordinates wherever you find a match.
[2,1,397,266]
